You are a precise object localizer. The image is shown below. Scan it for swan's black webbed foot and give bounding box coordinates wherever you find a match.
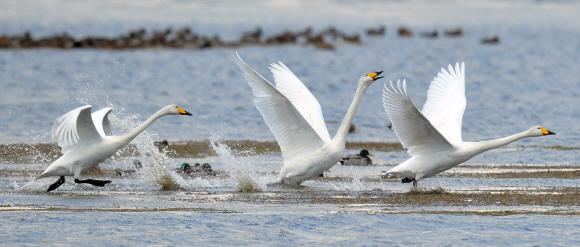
[402,177,417,186]
[74,178,112,187]
[47,176,66,192]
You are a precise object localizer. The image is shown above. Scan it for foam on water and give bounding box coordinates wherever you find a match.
[330,166,370,192]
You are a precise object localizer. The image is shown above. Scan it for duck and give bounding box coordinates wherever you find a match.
[233,53,382,185]
[340,149,373,166]
[36,104,193,192]
[366,26,386,36]
[420,30,438,38]
[444,28,463,37]
[397,27,413,37]
[381,63,555,186]
[179,163,217,177]
[481,36,500,44]
[341,34,361,44]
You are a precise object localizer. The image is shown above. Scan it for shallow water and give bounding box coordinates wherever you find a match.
[3,211,580,246]
[2,0,580,245]
[3,148,580,245]
[0,211,575,245]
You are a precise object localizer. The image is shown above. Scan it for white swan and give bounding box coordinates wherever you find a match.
[36,104,193,192]
[233,53,382,185]
[382,63,555,186]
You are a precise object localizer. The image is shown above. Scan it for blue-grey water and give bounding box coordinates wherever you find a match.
[1,0,580,245]
[3,211,580,246]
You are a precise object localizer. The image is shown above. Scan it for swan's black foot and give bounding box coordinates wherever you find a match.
[74,178,112,187]
[47,176,66,192]
[401,177,417,186]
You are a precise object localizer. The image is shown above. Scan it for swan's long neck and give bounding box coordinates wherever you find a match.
[468,131,530,155]
[119,109,167,144]
[332,83,370,144]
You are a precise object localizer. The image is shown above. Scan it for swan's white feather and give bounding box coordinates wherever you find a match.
[382,80,452,156]
[51,105,102,154]
[421,62,466,145]
[232,54,328,163]
[269,62,332,143]
[383,63,554,183]
[91,107,113,137]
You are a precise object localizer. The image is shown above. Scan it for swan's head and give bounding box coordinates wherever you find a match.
[359,71,384,86]
[528,126,555,137]
[164,104,193,116]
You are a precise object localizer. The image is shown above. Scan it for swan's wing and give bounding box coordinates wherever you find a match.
[91,107,113,137]
[268,62,331,142]
[382,80,452,156]
[233,54,329,163]
[421,62,466,144]
[51,105,102,154]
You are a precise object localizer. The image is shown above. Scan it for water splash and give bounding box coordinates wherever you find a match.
[3,62,187,192]
[107,106,182,191]
[330,166,372,192]
[209,133,266,192]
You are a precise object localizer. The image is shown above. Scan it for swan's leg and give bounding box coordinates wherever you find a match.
[74,178,112,187]
[47,176,66,192]
[412,180,418,187]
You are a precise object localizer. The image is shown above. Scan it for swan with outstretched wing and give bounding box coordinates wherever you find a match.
[382,63,555,186]
[233,53,382,185]
[37,104,193,192]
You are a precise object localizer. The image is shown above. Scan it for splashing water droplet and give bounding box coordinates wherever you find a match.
[209,133,266,192]
[107,107,183,191]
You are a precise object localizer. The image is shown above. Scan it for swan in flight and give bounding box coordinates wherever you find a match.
[382,63,555,186]
[37,104,193,192]
[233,53,382,185]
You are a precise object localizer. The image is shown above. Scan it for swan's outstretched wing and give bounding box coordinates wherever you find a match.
[233,54,329,163]
[421,62,466,144]
[91,107,113,137]
[268,62,331,142]
[52,105,102,154]
[382,80,452,156]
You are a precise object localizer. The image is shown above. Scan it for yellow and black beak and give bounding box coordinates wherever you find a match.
[177,106,193,116]
[540,127,555,135]
[367,71,384,80]
[368,152,375,157]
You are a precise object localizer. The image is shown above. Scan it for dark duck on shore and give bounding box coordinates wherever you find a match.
[340,149,374,166]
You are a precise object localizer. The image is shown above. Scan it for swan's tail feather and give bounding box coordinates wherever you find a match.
[36,172,50,180]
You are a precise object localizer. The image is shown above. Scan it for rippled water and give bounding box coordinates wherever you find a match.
[2,0,580,245]
[3,211,580,246]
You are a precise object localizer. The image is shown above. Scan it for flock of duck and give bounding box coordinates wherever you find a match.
[34,53,553,192]
[0,26,499,50]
